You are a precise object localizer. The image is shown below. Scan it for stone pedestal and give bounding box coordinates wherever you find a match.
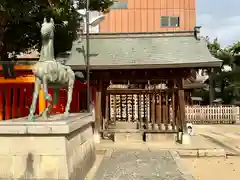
[145,133,176,143]
[181,134,191,145]
[114,133,143,142]
[0,113,95,180]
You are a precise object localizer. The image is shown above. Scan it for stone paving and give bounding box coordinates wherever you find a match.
[93,150,187,180]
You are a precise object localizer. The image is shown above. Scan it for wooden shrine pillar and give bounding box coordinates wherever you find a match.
[178,78,187,133]
[103,82,110,129]
[171,80,177,130]
[95,78,103,132]
[209,68,215,105]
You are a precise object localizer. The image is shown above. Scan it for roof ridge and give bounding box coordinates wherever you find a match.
[84,31,196,39]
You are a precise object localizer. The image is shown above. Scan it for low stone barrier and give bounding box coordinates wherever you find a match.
[0,113,95,180]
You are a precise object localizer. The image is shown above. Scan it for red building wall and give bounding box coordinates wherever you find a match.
[99,0,196,33]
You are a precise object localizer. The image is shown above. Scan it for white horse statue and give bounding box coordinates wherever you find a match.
[28,17,75,121]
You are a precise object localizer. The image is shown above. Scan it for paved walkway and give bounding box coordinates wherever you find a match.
[93,150,190,180]
[194,124,240,155]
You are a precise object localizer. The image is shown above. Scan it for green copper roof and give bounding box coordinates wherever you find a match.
[65,32,222,70]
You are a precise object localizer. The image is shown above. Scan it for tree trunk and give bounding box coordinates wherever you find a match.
[0,18,7,56]
[0,17,15,78]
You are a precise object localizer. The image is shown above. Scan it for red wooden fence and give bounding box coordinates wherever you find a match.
[0,80,87,120]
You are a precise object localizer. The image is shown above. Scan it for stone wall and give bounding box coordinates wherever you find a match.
[0,113,95,180]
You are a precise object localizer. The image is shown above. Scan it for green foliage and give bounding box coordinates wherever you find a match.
[78,0,114,12]
[201,38,240,104]
[0,0,113,59]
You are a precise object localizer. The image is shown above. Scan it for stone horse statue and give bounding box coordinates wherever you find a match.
[28,17,75,121]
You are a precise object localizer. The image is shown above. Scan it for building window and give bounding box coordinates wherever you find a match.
[111,2,128,9]
[161,16,180,27]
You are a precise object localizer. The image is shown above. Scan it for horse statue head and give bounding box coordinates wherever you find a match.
[39,17,55,61]
[41,17,55,40]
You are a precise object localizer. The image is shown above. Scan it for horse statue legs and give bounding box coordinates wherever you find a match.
[40,74,75,119]
[28,77,41,121]
[28,73,75,121]
[28,76,53,121]
[41,88,60,119]
[63,73,75,117]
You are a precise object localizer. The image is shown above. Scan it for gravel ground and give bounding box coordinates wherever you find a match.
[93,150,187,180]
[182,156,240,180]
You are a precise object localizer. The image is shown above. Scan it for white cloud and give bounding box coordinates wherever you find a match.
[197,14,240,47]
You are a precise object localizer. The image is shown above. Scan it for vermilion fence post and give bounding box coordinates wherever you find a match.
[59,89,67,113]
[70,81,77,112]
[48,88,53,114]
[0,88,3,120]
[12,86,18,118]
[75,81,80,112]
[19,88,25,118]
[77,87,81,112]
[24,85,32,116]
[5,87,11,120]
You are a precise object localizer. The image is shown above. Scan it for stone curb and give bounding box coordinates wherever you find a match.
[170,151,195,180]
[200,133,240,156]
[177,148,226,157]
[85,148,113,180]
[97,145,226,157]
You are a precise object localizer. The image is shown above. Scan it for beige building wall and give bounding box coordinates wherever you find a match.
[99,0,196,32]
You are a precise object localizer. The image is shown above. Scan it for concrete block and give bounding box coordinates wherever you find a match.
[0,156,13,179]
[145,133,176,143]
[0,113,96,180]
[0,136,66,155]
[115,122,137,129]
[114,133,143,142]
[198,149,226,157]
[181,134,191,145]
[177,150,198,157]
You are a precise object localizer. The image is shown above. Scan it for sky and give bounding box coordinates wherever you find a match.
[197,0,240,47]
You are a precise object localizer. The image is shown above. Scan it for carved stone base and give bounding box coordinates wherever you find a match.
[0,113,95,180]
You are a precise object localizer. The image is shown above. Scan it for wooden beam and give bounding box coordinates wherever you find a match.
[138,93,142,129]
[151,92,156,129]
[107,88,180,94]
[178,78,186,133]
[165,92,169,128]
[105,94,109,124]
[171,79,177,130]
[91,68,192,82]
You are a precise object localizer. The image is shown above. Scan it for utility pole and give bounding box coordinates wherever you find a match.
[86,0,90,112]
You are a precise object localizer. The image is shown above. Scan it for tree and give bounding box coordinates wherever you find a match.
[0,0,114,62]
[205,37,240,104]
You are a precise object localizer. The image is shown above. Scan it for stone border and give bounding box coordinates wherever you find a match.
[85,148,114,180]
[176,148,226,157]
[170,151,195,180]
[0,113,93,134]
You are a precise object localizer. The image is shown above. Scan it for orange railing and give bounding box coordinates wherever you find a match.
[0,83,34,120]
[0,80,87,120]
